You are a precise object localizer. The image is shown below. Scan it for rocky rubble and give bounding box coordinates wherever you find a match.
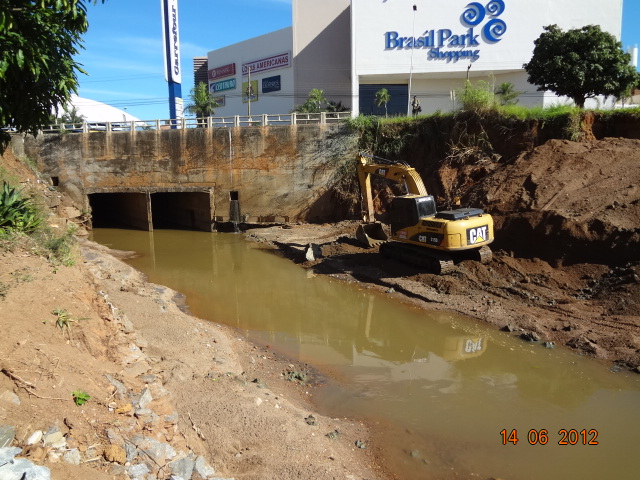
[0,283,228,480]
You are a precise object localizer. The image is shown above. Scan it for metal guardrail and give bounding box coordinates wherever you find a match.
[40,111,352,134]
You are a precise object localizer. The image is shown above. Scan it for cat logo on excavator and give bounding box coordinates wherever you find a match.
[467,225,489,245]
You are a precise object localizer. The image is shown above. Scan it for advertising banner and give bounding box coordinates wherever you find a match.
[161,0,181,84]
[209,78,237,93]
[212,95,225,107]
[262,75,281,93]
[242,80,259,103]
[242,52,291,75]
[208,63,236,81]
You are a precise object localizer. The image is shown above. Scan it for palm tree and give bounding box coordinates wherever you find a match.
[494,82,522,106]
[307,88,327,112]
[185,82,219,126]
[292,88,329,113]
[375,88,391,117]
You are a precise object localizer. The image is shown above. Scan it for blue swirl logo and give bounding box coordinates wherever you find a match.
[462,2,485,26]
[461,0,507,43]
[486,0,505,16]
[484,18,507,42]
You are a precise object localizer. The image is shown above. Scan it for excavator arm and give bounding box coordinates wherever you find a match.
[356,153,428,222]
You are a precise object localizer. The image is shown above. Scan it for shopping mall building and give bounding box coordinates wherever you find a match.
[205,0,631,117]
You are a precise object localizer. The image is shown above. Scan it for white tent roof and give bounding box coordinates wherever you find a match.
[62,95,140,123]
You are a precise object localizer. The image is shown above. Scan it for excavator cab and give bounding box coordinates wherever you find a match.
[389,195,437,234]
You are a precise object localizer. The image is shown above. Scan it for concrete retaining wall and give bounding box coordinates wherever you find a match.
[12,125,358,228]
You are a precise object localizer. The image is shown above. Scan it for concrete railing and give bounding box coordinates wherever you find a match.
[40,111,352,134]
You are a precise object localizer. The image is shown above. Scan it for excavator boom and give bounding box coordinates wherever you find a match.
[357,153,427,222]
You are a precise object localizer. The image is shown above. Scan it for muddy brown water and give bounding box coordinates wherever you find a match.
[92,229,640,480]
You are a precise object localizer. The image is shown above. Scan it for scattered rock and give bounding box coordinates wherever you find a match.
[0,447,50,480]
[194,455,216,478]
[325,430,340,440]
[305,243,322,261]
[136,387,153,409]
[519,332,541,342]
[62,448,81,465]
[0,426,15,448]
[169,454,195,480]
[43,431,63,447]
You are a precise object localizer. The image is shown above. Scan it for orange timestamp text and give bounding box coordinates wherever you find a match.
[500,429,599,445]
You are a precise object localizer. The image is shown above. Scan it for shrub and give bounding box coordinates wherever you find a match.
[0,182,41,233]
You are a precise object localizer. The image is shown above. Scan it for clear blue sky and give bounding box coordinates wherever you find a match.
[75,0,640,121]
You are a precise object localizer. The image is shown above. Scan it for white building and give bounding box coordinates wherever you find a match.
[205,0,626,117]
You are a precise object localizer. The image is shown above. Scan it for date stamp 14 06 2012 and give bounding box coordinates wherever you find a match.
[500,429,599,446]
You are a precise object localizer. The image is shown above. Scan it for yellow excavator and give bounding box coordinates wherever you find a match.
[355,153,494,274]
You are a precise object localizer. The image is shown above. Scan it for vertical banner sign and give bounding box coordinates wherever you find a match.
[242,80,258,103]
[161,0,183,121]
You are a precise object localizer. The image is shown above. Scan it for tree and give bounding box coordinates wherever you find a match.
[374,88,391,117]
[185,82,219,125]
[494,82,522,106]
[59,105,86,125]
[523,24,638,108]
[292,88,328,113]
[0,1,104,137]
[325,100,350,113]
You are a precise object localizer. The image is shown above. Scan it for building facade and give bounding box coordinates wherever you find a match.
[205,0,626,117]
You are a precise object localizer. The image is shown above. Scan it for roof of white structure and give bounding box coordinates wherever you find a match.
[61,95,140,122]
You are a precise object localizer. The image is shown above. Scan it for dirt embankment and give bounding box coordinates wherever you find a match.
[246,137,640,371]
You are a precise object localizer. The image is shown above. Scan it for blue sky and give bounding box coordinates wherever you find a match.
[75,0,640,121]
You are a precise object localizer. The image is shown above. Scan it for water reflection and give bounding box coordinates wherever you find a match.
[92,229,640,480]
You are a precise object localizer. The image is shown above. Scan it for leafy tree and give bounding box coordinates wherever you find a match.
[0,1,104,137]
[185,82,219,125]
[374,88,391,117]
[494,82,522,106]
[523,24,638,108]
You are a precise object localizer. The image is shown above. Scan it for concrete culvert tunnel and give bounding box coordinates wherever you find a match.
[88,190,214,231]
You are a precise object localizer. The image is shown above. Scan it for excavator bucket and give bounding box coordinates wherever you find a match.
[356,222,388,248]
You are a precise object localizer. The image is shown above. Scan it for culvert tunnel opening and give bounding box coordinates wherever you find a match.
[151,191,212,231]
[89,192,149,230]
[88,191,213,231]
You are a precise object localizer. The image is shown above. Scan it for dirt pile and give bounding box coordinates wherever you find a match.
[471,137,640,264]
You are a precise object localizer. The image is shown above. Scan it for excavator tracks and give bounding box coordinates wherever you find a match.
[380,242,455,275]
